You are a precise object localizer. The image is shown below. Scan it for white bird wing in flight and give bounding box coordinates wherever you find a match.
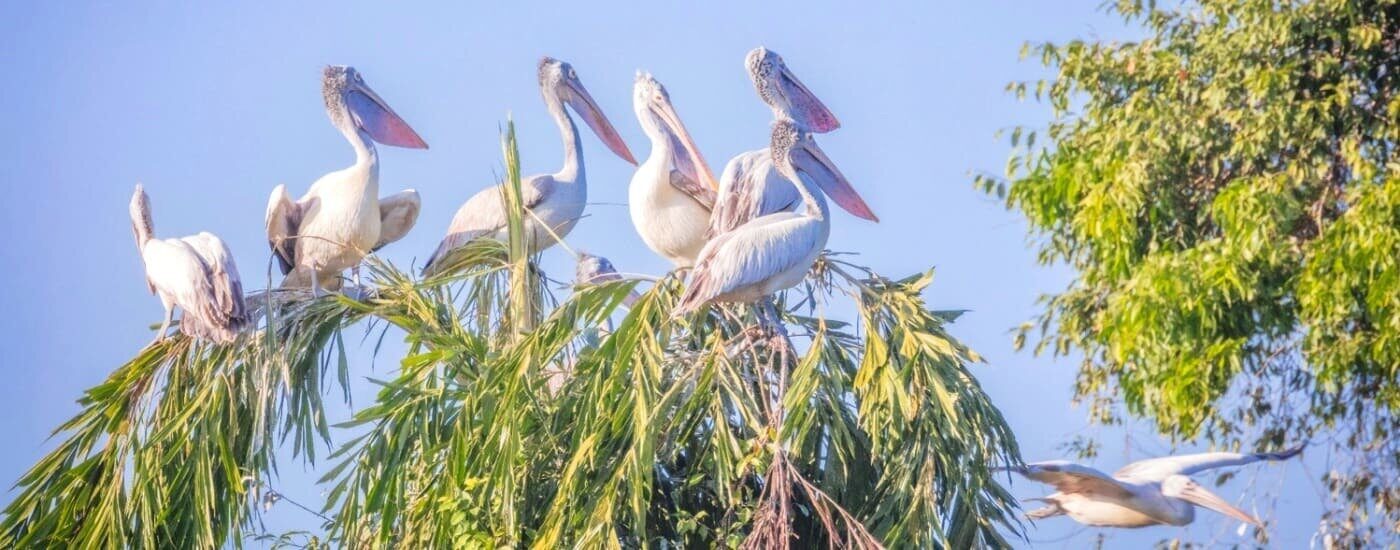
[375,189,421,251]
[707,150,799,239]
[1113,446,1304,481]
[1010,461,1135,499]
[265,184,303,275]
[678,212,811,313]
[425,175,554,273]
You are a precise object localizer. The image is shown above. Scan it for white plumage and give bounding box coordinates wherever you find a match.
[265,65,427,294]
[707,150,799,239]
[707,47,839,240]
[130,185,247,344]
[1006,446,1304,529]
[424,57,636,274]
[676,121,876,314]
[627,72,718,268]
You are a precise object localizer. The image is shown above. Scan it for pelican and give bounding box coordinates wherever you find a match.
[675,120,876,316]
[424,57,636,274]
[266,65,427,295]
[1004,446,1304,529]
[575,252,641,307]
[575,252,625,286]
[708,47,842,239]
[627,72,719,268]
[130,185,248,344]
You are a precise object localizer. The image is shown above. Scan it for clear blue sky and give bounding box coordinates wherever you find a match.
[0,1,1326,547]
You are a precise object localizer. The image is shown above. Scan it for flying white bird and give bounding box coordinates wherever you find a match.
[627,72,719,268]
[266,65,427,295]
[675,120,877,315]
[424,57,637,274]
[1004,446,1304,529]
[130,185,248,344]
[708,47,842,239]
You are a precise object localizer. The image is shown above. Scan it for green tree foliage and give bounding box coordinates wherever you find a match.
[3,124,1023,548]
[980,0,1399,544]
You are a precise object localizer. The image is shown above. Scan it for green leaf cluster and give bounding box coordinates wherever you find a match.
[982,0,1400,543]
[4,122,1023,548]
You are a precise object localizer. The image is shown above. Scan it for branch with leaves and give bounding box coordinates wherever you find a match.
[5,121,1023,549]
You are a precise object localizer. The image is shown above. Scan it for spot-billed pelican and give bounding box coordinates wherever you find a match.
[575,252,625,286]
[1004,446,1304,529]
[424,58,636,274]
[575,252,641,307]
[708,47,843,239]
[675,120,876,315]
[130,185,248,344]
[266,65,427,295]
[627,72,719,268]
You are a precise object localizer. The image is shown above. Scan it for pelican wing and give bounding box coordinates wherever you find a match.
[1008,461,1135,499]
[678,212,811,313]
[669,169,715,210]
[181,232,249,333]
[1114,446,1304,481]
[424,176,553,273]
[707,150,799,239]
[142,239,228,342]
[375,189,421,251]
[265,184,303,275]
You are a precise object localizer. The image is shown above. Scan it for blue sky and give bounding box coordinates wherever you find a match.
[0,1,1325,547]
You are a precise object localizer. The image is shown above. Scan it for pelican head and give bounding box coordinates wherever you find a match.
[129,183,154,249]
[539,57,637,165]
[633,71,717,189]
[770,120,877,222]
[1160,475,1262,528]
[575,252,621,286]
[746,47,839,133]
[322,65,429,149]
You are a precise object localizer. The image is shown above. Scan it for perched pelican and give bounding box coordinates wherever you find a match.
[575,252,641,307]
[746,46,840,133]
[424,58,636,274]
[709,47,842,238]
[1005,446,1305,529]
[266,65,427,295]
[575,252,625,286]
[129,185,248,344]
[675,120,876,315]
[627,72,719,267]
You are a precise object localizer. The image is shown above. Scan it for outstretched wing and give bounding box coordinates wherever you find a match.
[265,184,302,275]
[375,189,421,251]
[1004,461,1135,500]
[1114,446,1304,481]
[424,176,553,274]
[181,232,248,335]
[707,150,799,239]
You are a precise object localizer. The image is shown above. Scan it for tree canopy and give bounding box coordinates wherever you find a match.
[2,125,1023,549]
[980,0,1399,544]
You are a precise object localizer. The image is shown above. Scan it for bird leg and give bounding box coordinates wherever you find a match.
[308,265,325,298]
[152,304,174,346]
[344,263,375,301]
[758,299,792,358]
[757,298,793,426]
